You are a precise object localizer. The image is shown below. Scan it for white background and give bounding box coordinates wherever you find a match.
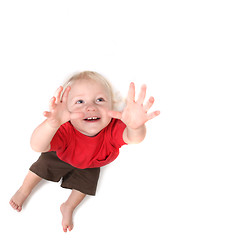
[1,0,235,239]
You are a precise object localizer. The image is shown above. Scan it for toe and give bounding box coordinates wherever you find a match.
[17,206,22,212]
[10,200,20,211]
[9,200,13,207]
[10,200,17,209]
[9,199,14,206]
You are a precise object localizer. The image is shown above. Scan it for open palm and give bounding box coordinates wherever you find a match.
[109,82,160,129]
[43,86,83,128]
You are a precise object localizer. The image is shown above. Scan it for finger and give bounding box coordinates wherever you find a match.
[127,82,135,103]
[61,86,71,103]
[147,110,160,121]
[144,96,155,112]
[49,96,56,110]
[136,84,146,105]
[54,86,63,103]
[43,111,51,118]
[108,110,122,120]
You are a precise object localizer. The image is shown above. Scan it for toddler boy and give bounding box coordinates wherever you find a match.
[10,71,160,232]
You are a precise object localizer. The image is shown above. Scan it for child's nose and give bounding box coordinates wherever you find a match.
[86,103,96,111]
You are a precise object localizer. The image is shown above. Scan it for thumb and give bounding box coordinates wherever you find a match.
[108,110,122,120]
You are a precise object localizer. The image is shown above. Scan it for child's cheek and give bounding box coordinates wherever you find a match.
[68,104,82,113]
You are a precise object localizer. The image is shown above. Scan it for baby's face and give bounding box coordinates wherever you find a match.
[67,79,112,136]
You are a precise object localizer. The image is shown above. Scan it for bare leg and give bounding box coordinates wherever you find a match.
[9,170,42,212]
[60,189,86,232]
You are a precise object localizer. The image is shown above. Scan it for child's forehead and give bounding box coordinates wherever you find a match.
[69,78,111,96]
[71,78,105,89]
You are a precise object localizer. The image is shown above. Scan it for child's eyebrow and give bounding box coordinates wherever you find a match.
[71,93,108,100]
[70,95,85,102]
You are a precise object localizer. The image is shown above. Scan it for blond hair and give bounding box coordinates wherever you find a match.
[62,71,123,111]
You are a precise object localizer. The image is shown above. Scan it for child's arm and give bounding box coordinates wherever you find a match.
[30,86,83,152]
[109,82,160,144]
[30,119,60,152]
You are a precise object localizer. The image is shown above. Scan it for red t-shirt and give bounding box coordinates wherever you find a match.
[49,119,127,169]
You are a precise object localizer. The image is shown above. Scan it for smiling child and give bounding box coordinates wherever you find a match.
[9,71,160,232]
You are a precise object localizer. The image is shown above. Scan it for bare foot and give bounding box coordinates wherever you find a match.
[9,188,30,212]
[60,203,74,232]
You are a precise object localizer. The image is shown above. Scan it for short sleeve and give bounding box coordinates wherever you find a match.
[110,119,127,148]
[49,122,71,151]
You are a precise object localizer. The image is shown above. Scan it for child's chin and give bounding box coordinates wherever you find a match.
[82,127,102,137]
[85,131,100,137]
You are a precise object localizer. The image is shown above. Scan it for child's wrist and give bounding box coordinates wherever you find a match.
[126,124,146,131]
[45,119,61,130]
[127,124,146,137]
[124,124,146,144]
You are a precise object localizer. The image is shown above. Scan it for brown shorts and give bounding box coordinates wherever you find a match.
[29,151,100,196]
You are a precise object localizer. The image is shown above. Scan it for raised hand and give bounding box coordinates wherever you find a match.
[109,82,160,130]
[31,86,84,152]
[43,86,83,129]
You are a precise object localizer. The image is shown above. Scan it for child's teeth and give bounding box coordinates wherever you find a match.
[87,117,98,120]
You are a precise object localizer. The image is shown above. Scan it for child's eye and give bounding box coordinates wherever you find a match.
[76,100,84,104]
[96,98,105,103]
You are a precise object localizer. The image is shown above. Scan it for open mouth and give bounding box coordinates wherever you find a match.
[84,117,101,122]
